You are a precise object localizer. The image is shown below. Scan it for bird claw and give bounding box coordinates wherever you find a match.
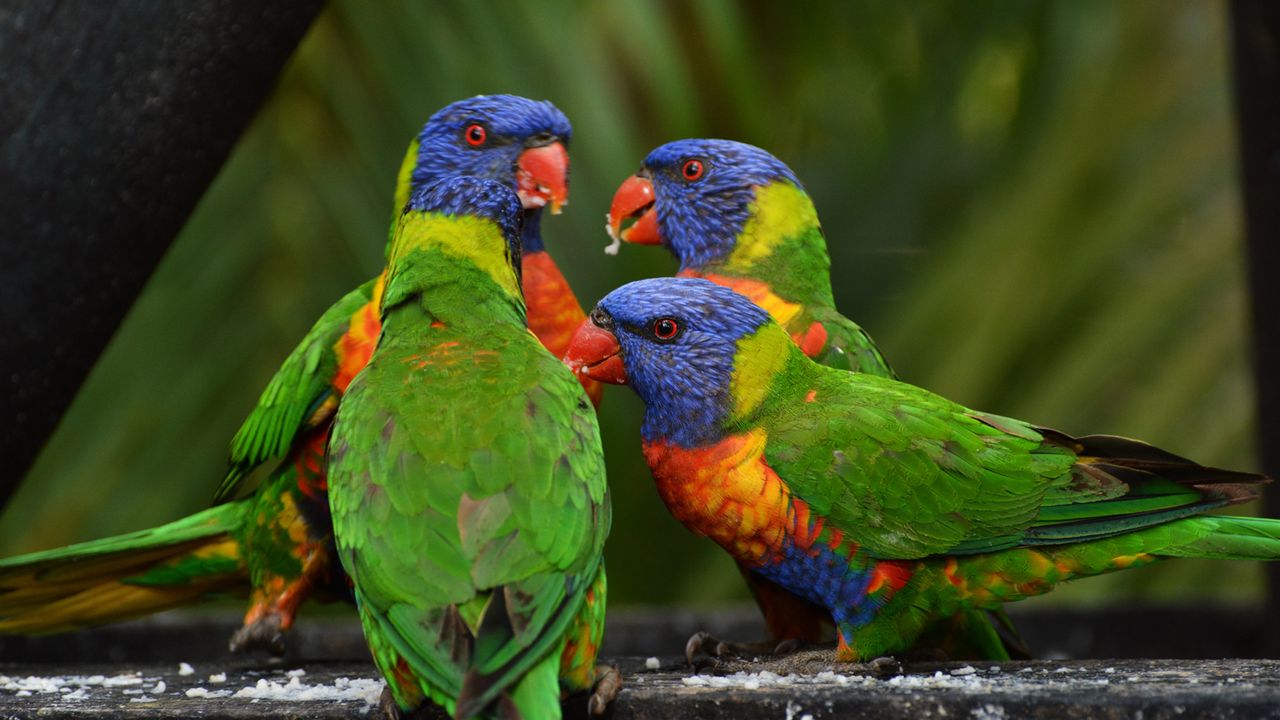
[588,664,621,716]
[228,612,286,656]
[684,630,807,666]
[378,686,403,720]
[865,655,902,678]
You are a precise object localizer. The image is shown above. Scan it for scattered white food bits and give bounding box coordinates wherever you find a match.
[644,657,660,670]
[232,675,384,704]
[209,673,227,683]
[950,666,977,676]
[286,668,307,678]
[178,663,194,676]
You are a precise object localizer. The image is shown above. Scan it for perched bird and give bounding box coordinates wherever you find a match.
[329,176,612,719]
[606,138,889,376]
[606,139,1022,660]
[0,94,594,654]
[565,277,1278,662]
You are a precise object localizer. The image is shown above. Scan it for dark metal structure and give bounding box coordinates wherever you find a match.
[0,1,325,506]
[1231,0,1280,655]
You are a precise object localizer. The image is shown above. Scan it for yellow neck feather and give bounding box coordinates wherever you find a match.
[724,181,819,270]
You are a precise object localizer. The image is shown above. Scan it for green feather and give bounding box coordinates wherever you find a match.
[214,277,378,503]
[328,208,608,719]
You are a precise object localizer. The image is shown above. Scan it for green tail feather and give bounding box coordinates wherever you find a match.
[0,503,248,634]
[1160,516,1280,561]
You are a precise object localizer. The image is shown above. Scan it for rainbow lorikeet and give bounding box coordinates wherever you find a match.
[606,139,889,376]
[565,277,1279,662]
[604,138,1021,660]
[329,176,612,719]
[0,95,597,654]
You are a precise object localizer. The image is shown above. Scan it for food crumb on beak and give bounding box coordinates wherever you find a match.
[603,217,622,255]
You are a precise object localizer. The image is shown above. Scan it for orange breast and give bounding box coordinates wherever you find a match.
[643,430,800,565]
[332,273,385,394]
[523,251,602,406]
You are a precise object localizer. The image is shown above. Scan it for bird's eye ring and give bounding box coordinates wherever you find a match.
[681,159,705,181]
[465,124,487,147]
[652,317,680,341]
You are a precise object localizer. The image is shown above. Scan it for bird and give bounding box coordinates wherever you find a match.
[565,276,1278,662]
[605,139,1027,660]
[328,176,612,719]
[0,94,595,655]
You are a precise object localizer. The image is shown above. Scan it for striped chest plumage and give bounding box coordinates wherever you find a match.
[641,428,912,625]
[522,250,586,359]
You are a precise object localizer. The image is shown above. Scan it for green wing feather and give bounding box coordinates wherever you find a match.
[213,277,378,503]
[763,354,1264,560]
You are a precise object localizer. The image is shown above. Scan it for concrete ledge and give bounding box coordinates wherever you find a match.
[0,657,1278,719]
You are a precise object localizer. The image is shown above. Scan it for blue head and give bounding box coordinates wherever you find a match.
[565,278,774,446]
[607,139,801,268]
[401,94,572,252]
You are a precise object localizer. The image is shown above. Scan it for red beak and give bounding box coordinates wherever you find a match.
[564,319,627,384]
[517,142,569,214]
[606,174,660,246]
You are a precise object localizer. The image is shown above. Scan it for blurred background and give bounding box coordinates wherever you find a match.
[2,0,1259,614]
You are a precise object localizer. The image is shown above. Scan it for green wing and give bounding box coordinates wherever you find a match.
[764,366,1260,559]
[213,277,378,503]
[328,311,607,716]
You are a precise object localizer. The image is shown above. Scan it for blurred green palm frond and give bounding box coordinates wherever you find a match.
[2,0,1254,606]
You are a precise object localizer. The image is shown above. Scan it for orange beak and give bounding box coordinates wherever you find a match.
[516,142,569,214]
[564,319,627,384]
[606,174,660,246]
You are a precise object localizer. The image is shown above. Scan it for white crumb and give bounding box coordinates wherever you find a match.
[186,687,234,699]
[151,680,166,694]
[130,696,155,703]
[950,666,977,676]
[0,672,146,700]
[209,672,227,683]
[232,675,384,704]
[971,703,1007,720]
[286,668,307,678]
[603,218,622,255]
[178,662,194,676]
[645,657,661,670]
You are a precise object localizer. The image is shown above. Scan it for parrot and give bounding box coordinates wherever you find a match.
[605,138,889,376]
[0,94,598,654]
[604,138,1023,660]
[564,277,1280,663]
[328,176,612,720]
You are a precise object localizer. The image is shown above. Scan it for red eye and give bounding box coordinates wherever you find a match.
[465,124,487,147]
[653,318,680,340]
[681,159,704,181]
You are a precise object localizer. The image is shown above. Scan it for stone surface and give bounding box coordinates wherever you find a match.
[0,656,1277,719]
[1,607,1278,717]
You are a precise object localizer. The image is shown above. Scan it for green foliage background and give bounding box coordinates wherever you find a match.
[2,0,1259,609]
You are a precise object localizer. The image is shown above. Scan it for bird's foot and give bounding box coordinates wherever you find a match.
[379,687,403,720]
[684,630,808,667]
[862,655,902,678]
[229,611,285,656]
[588,664,622,716]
